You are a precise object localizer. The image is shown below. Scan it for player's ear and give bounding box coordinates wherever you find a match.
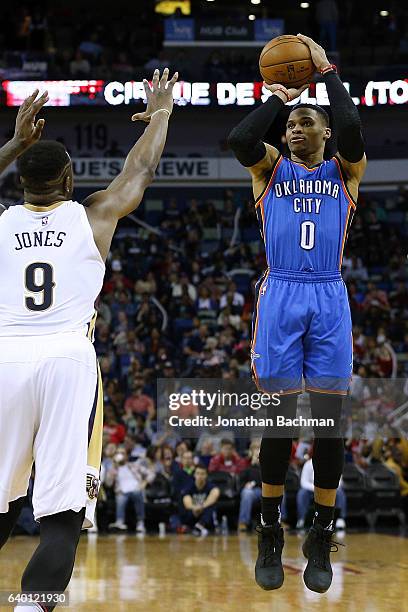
[324,127,331,141]
[64,173,71,194]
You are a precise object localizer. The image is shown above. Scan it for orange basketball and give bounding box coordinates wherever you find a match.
[259,34,315,87]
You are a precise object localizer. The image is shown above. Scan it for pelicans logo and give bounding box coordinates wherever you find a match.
[86,474,100,500]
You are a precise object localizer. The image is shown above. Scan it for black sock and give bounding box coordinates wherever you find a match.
[313,502,335,529]
[261,496,282,525]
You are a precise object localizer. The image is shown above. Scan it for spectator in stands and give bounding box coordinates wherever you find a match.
[220,281,245,314]
[204,51,226,81]
[144,49,171,73]
[296,456,347,530]
[374,330,397,378]
[181,464,220,536]
[112,51,134,78]
[173,449,196,498]
[174,440,189,465]
[151,421,181,450]
[123,433,148,461]
[103,406,126,444]
[160,445,180,481]
[217,305,242,331]
[362,282,390,313]
[107,447,155,532]
[79,31,103,60]
[238,440,261,532]
[102,442,118,473]
[208,439,246,474]
[384,444,408,505]
[195,286,218,326]
[0,171,23,202]
[124,379,155,417]
[69,50,91,76]
[197,439,215,468]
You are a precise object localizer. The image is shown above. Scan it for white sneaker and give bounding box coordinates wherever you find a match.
[336,518,346,530]
[193,523,209,537]
[87,523,98,533]
[136,520,146,533]
[296,519,305,529]
[109,520,127,531]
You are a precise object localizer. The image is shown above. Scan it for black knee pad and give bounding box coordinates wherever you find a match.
[259,394,298,485]
[310,392,345,489]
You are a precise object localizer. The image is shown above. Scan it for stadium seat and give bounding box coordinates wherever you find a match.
[174,318,194,333]
[365,464,405,527]
[241,228,260,242]
[145,474,175,529]
[202,227,220,241]
[212,199,224,211]
[208,471,238,523]
[144,199,164,225]
[341,463,369,522]
[200,241,220,255]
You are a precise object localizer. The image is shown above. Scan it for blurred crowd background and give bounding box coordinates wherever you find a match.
[0,0,407,536]
[4,176,408,536]
[0,1,408,80]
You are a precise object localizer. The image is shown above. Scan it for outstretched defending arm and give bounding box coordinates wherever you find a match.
[0,89,48,182]
[297,34,366,183]
[84,68,178,219]
[84,68,178,260]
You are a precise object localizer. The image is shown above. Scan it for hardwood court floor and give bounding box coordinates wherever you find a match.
[0,531,407,612]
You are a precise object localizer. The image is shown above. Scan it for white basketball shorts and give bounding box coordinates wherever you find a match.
[0,332,103,529]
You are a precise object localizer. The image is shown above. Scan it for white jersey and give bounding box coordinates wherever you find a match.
[0,200,105,337]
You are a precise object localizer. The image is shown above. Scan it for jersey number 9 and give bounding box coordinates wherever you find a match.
[25,262,55,311]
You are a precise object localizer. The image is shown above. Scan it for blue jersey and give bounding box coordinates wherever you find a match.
[255,155,356,272]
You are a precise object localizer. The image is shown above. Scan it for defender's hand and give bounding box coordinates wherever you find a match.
[263,82,309,102]
[131,68,179,123]
[13,89,49,150]
[296,34,331,72]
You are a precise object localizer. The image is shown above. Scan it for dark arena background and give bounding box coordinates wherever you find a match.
[0,1,407,611]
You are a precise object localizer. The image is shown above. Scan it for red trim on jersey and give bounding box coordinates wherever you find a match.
[333,156,357,209]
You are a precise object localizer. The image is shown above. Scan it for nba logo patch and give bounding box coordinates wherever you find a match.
[42,217,48,225]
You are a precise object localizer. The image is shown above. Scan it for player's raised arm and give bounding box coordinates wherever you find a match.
[0,89,48,178]
[297,34,367,183]
[83,68,178,221]
[227,82,308,200]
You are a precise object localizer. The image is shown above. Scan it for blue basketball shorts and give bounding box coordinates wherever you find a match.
[251,269,353,395]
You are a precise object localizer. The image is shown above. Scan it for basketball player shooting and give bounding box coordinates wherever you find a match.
[228,35,366,593]
[0,68,177,612]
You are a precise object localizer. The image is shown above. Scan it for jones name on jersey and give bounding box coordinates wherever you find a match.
[15,230,67,250]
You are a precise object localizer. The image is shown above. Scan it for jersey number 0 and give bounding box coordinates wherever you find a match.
[300,221,315,250]
[25,262,55,311]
